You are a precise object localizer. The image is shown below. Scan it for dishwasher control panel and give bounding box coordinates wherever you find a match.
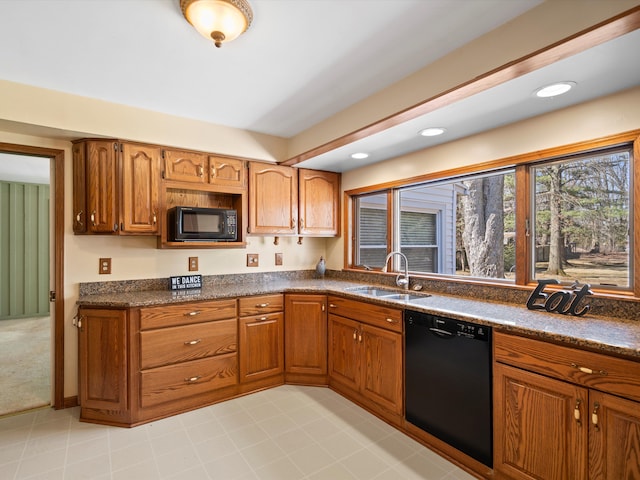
[405,310,490,341]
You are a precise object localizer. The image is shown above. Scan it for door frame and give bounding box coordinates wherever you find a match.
[0,142,65,409]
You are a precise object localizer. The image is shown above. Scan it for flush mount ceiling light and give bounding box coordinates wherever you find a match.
[180,0,253,48]
[535,81,576,98]
[419,127,446,137]
[350,152,369,159]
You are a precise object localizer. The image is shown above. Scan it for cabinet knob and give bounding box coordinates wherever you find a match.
[185,376,202,383]
[574,399,582,426]
[385,318,398,324]
[329,304,337,308]
[256,303,270,308]
[90,211,96,226]
[185,310,201,316]
[184,339,201,345]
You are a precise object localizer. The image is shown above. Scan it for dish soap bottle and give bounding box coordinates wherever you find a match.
[316,256,326,277]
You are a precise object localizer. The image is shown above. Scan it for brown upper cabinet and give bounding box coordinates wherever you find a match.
[298,168,340,236]
[162,149,246,189]
[248,163,340,236]
[73,140,160,235]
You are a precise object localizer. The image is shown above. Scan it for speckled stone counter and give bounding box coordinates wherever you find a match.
[77,271,640,360]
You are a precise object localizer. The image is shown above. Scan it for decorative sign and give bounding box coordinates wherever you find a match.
[169,274,202,291]
[526,279,592,316]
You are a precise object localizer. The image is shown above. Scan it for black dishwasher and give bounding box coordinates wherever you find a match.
[405,310,493,467]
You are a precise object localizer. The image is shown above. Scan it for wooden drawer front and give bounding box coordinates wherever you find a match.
[495,331,640,402]
[140,353,237,408]
[239,294,283,316]
[327,296,402,333]
[163,149,207,184]
[140,299,236,330]
[140,319,237,370]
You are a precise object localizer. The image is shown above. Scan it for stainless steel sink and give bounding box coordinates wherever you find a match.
[345,286,430,302]
[345,286,400,296]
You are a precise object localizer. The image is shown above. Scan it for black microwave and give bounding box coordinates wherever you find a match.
[168,206,237,241]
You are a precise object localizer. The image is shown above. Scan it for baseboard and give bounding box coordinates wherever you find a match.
[63,396,78,408]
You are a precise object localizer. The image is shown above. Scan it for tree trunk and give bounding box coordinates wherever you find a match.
[461,176,504,278]
[546,165,566,275]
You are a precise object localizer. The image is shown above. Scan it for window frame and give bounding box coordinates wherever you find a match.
[345,130,640,299]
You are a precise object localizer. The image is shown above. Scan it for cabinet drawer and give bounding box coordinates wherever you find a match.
[140,299,236,330]
[140,319,237,370]
[327,296,402,333]
[140,353,237,408]
[239,294,283,316]
[494,331,640,402]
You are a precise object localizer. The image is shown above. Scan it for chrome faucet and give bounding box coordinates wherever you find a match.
[382,251,410,290]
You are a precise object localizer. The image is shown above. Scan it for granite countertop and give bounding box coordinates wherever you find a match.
[77,278,640,360]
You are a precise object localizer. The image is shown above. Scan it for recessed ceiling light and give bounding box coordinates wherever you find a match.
[535,81,576,98]
[351,152,369,159]
[419,127,446,137]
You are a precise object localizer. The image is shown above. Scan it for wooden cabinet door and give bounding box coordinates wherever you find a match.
[120,143,160,234]
[493,362,588,480]
[78,308,128,412]
[85,140,118,233]
[360,323,402,415]
[284,294,327,376]
[239,312,284,382]
[72,142,87,233]
[328,314,360,391]
[209,156,246,188]
[162,149,207,184]
[298,169,340,236]
[248,162,298,234]
[589,390,640,479]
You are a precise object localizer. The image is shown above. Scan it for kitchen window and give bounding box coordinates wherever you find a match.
[347,131,638,296]
[530,146,632,289]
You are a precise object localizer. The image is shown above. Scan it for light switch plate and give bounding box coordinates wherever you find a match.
[275,253,283,266]
[189,256,199,271]
[99,258,111,274]
[247,254,259,267]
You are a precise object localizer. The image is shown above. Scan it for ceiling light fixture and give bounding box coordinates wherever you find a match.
[419,127,446,137]
[535,81,576,98]
[351,153,369,159]
[180,0,253,48]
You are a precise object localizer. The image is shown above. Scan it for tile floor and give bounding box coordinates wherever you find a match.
[0,385,477,480]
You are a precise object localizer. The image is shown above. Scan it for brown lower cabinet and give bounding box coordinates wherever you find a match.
[238,294,284,383]
[284,294,327,384]
[327,295,403,419]
[494,331,640,480]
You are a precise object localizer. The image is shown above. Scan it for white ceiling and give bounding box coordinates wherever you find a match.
[0,1,638,173]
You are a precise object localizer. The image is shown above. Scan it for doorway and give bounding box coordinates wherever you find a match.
[0,143,64,413]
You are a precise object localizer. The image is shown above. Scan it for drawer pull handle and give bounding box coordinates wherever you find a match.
[256,303,270,308]
[385,318,398,324]
[258,316,269,322]
[353,330,357,341]
[574,399,582,426]
[571,363,608,376]
[185,376,201,383]
[592,402,600,431]
[184,339,201,345]
[329,304,337,308]
[185,311,201,316]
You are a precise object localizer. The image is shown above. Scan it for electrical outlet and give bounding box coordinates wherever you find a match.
[247,254,259,267]
[188,256,199,271]
[275,253,283,266]
[99,258,111,274]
